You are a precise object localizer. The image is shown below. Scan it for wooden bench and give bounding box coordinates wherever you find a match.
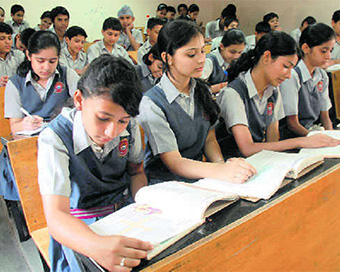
[128,50,138,65]
[0,86,11,148]
[7,136,50,270]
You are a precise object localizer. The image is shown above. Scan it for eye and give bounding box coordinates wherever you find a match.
[119,120,129,124]
[98,117,109,122]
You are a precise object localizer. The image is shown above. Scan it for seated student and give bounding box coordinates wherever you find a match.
[244,21,271,52]
[59,26,88,75]
[87,17,132,64]
[138,20,256,185]
[38,55,152,271]
[49,6,69,49]
[0,23,25,87]
[202,29,245,94]
[205,7,232,41]
[329,10,340,65]
[144,3,167,35]
[0,31,79,201]
[137,17,164,64]
[177,3,188,17]
[187,4,201,25]
[280,23,336,138]
[224,4,237,19]
[263,12,281,31]
[35,11,52,31]
[211,17,239,51]
[166,6,176,22]
[290,16,316,44]
[136,45,163,93]
[216,31,339,158]
[12,27,35,52]
[117,5,143,51]
[0,7,5,23]
[5,4,30,35]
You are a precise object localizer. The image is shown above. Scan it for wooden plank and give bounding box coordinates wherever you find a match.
[144,163,340,271]
[330,70,340,119]
[0,86,11,148]
[31,228,50,267]
[128,50,138,65]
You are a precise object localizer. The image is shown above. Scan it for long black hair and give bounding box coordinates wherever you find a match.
[299,22,335,51]
[227,31,299,82]
[157,20,220,125]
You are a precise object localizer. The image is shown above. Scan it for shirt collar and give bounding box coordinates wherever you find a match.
[140,62,151,77]
[25,69,59,85]
[63,47,85,61]
[215,19,221,31]
[297,60,323,83]
[212,49,228,67]
[244,69,276,99]
[99,39,117,53]
[0,50,14,61]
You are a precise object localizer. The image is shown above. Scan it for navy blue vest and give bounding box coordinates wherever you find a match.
[206,53,228,85]
[144,86,210,183]
[136,65,154,93]
[49,114,131,209]
[10,66,70,120]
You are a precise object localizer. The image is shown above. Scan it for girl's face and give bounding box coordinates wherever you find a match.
[224,21,239,30]
[268,17,280,30]
[27,47,59,81]
[220,43,245,63]
[189,11,199,21]
[40,17,52,30]
[0,9,5,23]
[167,34,206,80]
[74,91,130,148]
[303,39,335,69]
[148,55,163,78]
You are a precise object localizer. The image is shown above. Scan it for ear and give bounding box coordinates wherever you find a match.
[25,50,31,61]
[65,37,70,44]
[148,53,155,62]
[132,17,135,23]
[161,52,172,65]
[220,43,225,50]
[262,50,272,65]
[301,43,310,55]
[332,20,336,28]
[101,29,104,36]
[73,90,84,111]
[146,28,151,36]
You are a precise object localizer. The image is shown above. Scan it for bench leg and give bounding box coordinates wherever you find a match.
[5,200,30,242]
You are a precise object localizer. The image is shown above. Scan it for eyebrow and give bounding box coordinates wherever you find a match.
[99,111,130,118]
[35,57,58,60]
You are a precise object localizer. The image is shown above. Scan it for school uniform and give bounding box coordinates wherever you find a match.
[137,39,152,64]
[202,49,228,85]
[117,28,143,51]
[136,62,158,93]
[290,28,301,44]
[49,28,67,49]
[244,35,256,52]
[138,73,211,184]
[0,49,25,78]
[5,20,30,35]
[216,69,285,158]
[87,39,132,64]
[0,66,79,201]
[280,60,331,138]
[210,36,222,52]
[38,107,143,271]
[205,19,224,39]
[331,41,340,60]
[59,47,88,71]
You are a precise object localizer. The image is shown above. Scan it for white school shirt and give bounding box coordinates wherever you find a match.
[4,68,79,118]
[331,41,340,60]
[87,39,132,64]
[201,49,229,81]
[38,107,143,196]
[210,36,223,52]
[244,35,256,52]
[137,39,152,65]
[205,19,224,39]
[49,28,67,49]
[290,28,301,44]
[59,47,88,71]
[0,49,25,78]
[5,20,30,35]
[117,29,143,51]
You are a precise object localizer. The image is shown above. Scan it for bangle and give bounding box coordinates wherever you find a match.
[214,158,224,163]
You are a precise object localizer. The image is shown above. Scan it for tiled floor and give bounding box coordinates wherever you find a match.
[0,197,44,272]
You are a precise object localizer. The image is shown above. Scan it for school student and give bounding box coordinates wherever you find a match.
[49,6,69,49]
[177,3,188,17]
[187,4,200,25]
[280,23,336,138]
[330,10,340,65]
[205,7,232,40]
[138,20,256,185]
[136,45,163,93]
[290,16,316,44]
[263,12,281,31]
[37,55,152,271]
[0,7,5,23]
[0,22,25,87]
[137,17,164,64]
[166,6,176,22]
[35,11,52,31]
[117,5,143,51]
[6,4,30,35]
[211,17,239,51]
[244,21,271,52]
[87,17,132,64]
[144,3,167,35]
[59,26,88,75]
[202,29,245,93]
[216,31,339,158]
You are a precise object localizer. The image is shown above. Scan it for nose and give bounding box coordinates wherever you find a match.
[326,51,331,60]
[198,51,206,64]
[286,68,292,79]
[104,122,117,139]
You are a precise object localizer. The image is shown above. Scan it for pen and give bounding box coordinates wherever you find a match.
[20,107,36,120]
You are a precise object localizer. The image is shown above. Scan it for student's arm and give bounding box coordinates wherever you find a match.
[126,26,142,51]
[320,110,333,130]
[9,117,44,133]
[203,128,225,163]
[128,162,147,199]
[286,115,309,136]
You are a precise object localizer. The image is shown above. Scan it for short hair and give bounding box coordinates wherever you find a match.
[11,4,24,15]
[222,4,237,18]
[147,17,165,30]
[224,17,239,28]
[177,3,188,13]
[19,28,36,48]
[143,44,162,65]
[40,11,51,20]
[102,17,122,31]
[167,6,176,14]
[188,4,199,13]
[301,16,316,27]
[64,26,87,39]
[263,12,279,23]
[51,6,70,23]
[221,28,245,47]
[255,21,271,33]
[332,10,340,23]
[0,22,13,34]
[157,3,167,11]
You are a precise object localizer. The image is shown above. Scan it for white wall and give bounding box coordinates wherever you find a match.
[1,0,339,41]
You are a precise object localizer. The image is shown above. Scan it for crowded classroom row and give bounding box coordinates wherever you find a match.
[1,2,340,272]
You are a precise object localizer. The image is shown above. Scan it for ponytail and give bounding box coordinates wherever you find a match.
[227,49,257,82]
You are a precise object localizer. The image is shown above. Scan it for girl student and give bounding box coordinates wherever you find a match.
[280,23,336,138]
[136,44,163,93]
[38,55,152,271]
[35,11,52,31]
[138,20,257,185]
[202,28,245,93]
[210,17,240,51]
[215,31,340,159]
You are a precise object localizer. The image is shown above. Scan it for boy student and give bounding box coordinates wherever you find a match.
[211,17,239,51]
[117,5,143,51]
[263,12,281,31]
[87,17,132,64]
[205,7,233,40]
[244,21,271,52]
[187,4,200,25]
[50,6,69,48]
[330,10,340,65]
[59,26,88,75]
[144,3,167,35]
[166,6,176,22]
[177,3,188,17]
[137,17,164,64]
[6,4,29,35]
[12,27,35,52]
[291,16,316,44]
[0,22,24,87]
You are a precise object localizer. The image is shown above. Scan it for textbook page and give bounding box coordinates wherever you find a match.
[299,131,340,158]
[15,122,48,136]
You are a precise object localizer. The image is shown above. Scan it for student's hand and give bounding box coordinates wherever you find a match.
[301,134,340,148]
[204,37,212,43]
[92,235,153,272]
[215,158,257,184]
[0,76,9,87]
[22,115,44,130]
[210,82,228,94]
[126,23,134,33]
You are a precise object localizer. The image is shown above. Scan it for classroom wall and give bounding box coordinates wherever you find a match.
[1,0,339,41]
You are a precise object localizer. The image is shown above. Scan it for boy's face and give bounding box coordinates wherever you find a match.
[102,29,120,46]
[156,9,167,19]
[0,33,12,54]
[54,14,69,34]
[147,24,163,45]
[66,35,86,54]
[332,20,340,36]
[11,11,24,24]
[178,7,187,16]
[40,17,52,30]
[268,17,279,30]
[166,11,175,21]
[189,11,199,21]
[119,15,134,30]
[0,9,5,23]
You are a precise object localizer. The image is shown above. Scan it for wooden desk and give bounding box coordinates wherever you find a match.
[328,69,340,121]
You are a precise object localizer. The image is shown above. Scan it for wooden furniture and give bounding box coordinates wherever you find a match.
[128,50,138,65]
[7,136,50,269]
[205,44,211,54]
[328,69,340,120]
[0,87,11,148]
[135,27,146,42]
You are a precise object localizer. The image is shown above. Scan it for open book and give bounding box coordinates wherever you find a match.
[299,131,340,158]
[15,122,49,136]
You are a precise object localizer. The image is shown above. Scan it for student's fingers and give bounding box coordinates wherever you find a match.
[122,237,153,251]
[116,256,141,269]
[237,160,257,175]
